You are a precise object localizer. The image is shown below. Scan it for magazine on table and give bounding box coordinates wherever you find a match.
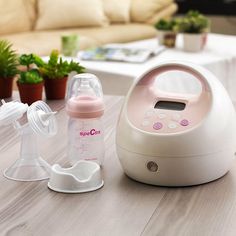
[78,44,166,63]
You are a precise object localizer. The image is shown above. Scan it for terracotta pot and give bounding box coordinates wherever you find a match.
[157,30,177,48]
[17,81,44,105]
[183,33,207,52]
[44,77,68,100]
[0,77,14,98]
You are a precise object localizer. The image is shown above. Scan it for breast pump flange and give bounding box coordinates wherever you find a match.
[0,100,57,181]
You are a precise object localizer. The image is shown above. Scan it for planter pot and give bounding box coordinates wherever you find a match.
[157,30,177,48]
[44,77,68,100]
[183,33,207,52]
[17,81,44,105]
[0,77,14,98]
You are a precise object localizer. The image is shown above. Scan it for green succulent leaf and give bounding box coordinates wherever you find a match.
[33,54,46,68]
[38,49,85,79]
[176,10,209,33]
[18,69,43,84]
[68,60,85,74]
[0,40,18,78]
[19,54,36,68]
[155,19,176,31]
[18,53,44,84]
[17,49,85,83]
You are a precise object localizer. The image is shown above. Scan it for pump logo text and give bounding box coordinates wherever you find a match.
[80,129,101,136]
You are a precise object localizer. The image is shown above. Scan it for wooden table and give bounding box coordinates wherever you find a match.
[1,95,236,236]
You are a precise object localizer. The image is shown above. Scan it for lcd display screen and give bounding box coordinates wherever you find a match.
[154,101,186,111]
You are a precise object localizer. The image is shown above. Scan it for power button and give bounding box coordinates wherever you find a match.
[147,161,158,172]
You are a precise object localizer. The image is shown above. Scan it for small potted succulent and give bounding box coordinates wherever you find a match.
[17,54,44,105]
[154,18,177,48]
[0,40,18,98]
[177,10,210,52]
[35,50,85,100]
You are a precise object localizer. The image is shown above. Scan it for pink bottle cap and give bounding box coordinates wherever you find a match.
[66,95,104,118]
[66,73,105,119]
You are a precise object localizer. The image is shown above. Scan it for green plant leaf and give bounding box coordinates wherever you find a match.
[33,54,46,68]
[68,60,85,74]
[38,49,85,79]
[18,69,43,84]
[0,40,18,78]
[19,54,35,69]
[18,53,44,84]
[176,10,209,33]
[155,19,176,31]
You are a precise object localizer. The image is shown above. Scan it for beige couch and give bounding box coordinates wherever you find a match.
[0,0,177,56]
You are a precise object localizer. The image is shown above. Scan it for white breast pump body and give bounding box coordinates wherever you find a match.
[116,62,236,186]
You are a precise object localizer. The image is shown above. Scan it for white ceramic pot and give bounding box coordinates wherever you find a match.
[157,30,176,48]
[183,33,207,52]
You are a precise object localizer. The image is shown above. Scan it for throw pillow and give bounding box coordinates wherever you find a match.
[35,0,108,30]
[131,0,174,23]
[102,0,131,23]
[0,0,36,35]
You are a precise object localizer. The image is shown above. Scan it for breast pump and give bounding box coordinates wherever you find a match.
[66,73,105,165]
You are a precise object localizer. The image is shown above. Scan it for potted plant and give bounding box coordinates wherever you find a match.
[35,50,85,100]
[0,40,18,98]
[17,54,44,105]
[154,19,177,48]
[177,10,210,52]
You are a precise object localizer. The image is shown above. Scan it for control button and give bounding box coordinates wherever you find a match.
[180,119,189,126]
[142,120,150,127]
[153,122,163,130]
[157,113,166,119]
[172,113,181,121]
[168,122,177,129]
[147,161,158,172]
[145,110,154,117]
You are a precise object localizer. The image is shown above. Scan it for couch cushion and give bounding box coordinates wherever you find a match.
[131,0,174,23]
[147,3,178,24]
[102,0,131,23]
[74,24,156,44]
[35,0,108,30]
[0,24,156,56]
[0,0,36,35]
[0,31,98,56]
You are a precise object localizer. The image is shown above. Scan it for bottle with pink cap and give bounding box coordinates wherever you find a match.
[66,73,105,165]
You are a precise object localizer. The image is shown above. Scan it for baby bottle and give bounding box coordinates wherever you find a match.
[66,73,105,165]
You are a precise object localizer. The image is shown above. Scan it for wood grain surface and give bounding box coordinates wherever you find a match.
[1,94,236,236]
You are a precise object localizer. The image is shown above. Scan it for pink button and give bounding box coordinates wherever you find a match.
[180,119,189,126]
[153,122,163,130]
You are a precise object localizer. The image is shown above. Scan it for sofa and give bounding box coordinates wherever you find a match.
[0,0,177,56]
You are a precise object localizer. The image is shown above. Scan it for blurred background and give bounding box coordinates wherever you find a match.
[176,0,236,35]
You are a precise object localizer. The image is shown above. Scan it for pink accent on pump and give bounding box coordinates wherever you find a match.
[127,63,212,133]
[153,122,163,130]
[80,129,101,136]
[180,119,189,126]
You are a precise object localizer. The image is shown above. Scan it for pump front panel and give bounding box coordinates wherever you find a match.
[127,65,212,134]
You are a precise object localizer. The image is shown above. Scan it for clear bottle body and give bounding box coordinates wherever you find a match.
[67,117,105,165]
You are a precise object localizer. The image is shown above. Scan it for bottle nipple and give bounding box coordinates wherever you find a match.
[77,78,96,97]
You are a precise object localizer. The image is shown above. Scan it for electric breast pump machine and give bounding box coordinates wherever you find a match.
[116,61,236,186]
